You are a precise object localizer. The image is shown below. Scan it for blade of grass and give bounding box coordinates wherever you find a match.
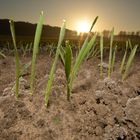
[86,42,96,60]
[0,51,6,58]
[89,16,98,32]
[100,33,103,78]
[69,17,98,95]
[76,16,98,63]
[128,39,133,51]
[71,17,98,79]
[59,45,65,65]
[122,45,138,80]
[23,43,29,57]
[9,20,20,98]
[45,20,66,107]
[64,41,72,101]
[72,34,97,81]
[29,42,33,54]
[12,61,31,91]
[111,44,118,72]
[108,27,114,78]
[91,46,98,57]
[30,11,44,95]
[94,49,100,57]
[120,41,128,73]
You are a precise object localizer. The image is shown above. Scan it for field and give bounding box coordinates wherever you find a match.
[0,45,140,140]
[0,17,140,140]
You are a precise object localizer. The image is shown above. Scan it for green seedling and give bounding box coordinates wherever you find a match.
[0,51,6,58]
[9,20,20,98]
[45,20,66,107]
[120,41,128,73]
[111,45,118,72]
[6,41,10,50]
[90,45,98,57]
[30,11,44,95]
[86,42,97,60]
[128,39,133,51]
[64,41,72,100]
[59,45,65,65]
[100,33,104,78]
[29,42,33,54]
[71,17,98,78]
[12,61,31,93]
[22,43,29,57]
[108,27,114,78]
[94,49,100,57]
[65,16,98,101]
[122,45,138,80]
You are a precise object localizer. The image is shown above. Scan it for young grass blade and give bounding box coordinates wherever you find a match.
[94,49,100,57]
[72,34,97,80]
[29,42,33,54]
[59,45,65,65]
[30,11,44,95]
[23,43,29,57]
[120,41,128,73]
[91,47,98,57]
[128,39,133,51]
[65,41,72,81]
[122,45,138,80]
[9,20,20,98]
[0,51,6,58]
[12,61,31,92]
[82,35,97,60]
[100,33,104,78]
[69,18,98,92]
[45,20,66,107]
[64,41,72,101]
[89,16,99,32]
[108,27,114,78]
[76,16,98,67]
[58,20,66,47]
[69,33,97,97]
[111,44,118,72]
[72,16,99,77]
[86,42,97,60]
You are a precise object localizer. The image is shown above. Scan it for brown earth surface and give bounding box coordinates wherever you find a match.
[0,52,140,140]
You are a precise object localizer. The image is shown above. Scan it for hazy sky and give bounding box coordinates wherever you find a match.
[0,0,140,33]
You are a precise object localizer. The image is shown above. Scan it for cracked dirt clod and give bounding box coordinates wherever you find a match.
[125,96,140,127]
[72,70,92,93]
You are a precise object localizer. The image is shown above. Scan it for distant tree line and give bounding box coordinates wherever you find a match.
[0,19,77,38]
[0,19,139,42]
[102,30,140,37]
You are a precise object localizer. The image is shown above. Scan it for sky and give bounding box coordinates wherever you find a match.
[0,0,140,33]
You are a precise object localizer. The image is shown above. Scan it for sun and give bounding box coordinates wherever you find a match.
[76,20,90,34]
